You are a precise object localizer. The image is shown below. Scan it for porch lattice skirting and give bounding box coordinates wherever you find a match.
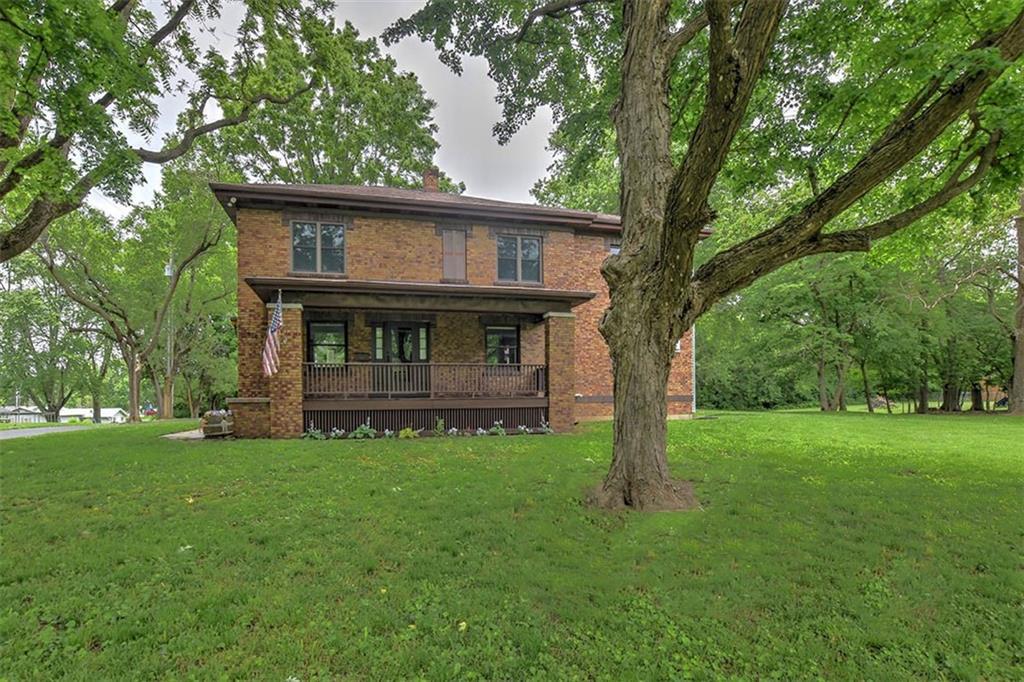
[304,405,548,433]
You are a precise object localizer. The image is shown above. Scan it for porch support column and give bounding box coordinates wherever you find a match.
[269,303,304,438]
[544,311,576,432]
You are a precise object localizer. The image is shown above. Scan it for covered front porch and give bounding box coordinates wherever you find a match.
[242,277,592,437]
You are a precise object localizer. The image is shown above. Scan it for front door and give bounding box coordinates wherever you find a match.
[379,322,430,395]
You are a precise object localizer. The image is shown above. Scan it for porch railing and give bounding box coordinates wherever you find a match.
[303,362,547,399]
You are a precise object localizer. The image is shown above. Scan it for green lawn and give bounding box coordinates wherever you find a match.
[0,421,81,431]
[2,413,1021,679]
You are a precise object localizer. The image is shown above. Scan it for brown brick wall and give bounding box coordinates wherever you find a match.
[432,313,485,363]
[269,305,304,438]
[545,313,576,432]
[563,235,694,420]
[236,208,290,398]
[232,204,695,434]
[227,398,270,438]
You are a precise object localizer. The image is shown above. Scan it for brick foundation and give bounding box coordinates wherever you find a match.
[227,398,271,438]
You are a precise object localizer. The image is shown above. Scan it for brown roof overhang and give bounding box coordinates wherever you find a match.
[246,276,596,315]
[211,182,711,238]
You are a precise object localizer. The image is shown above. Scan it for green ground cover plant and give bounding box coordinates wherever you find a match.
[1,413,1021,679]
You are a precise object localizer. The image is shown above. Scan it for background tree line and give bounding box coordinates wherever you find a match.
[1,2,452,421]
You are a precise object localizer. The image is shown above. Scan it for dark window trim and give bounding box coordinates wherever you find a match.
[495,234,543,284]
[371,321,432,362]
[485,325,521,365]
[307,320,348,364]
[291,219,348,274]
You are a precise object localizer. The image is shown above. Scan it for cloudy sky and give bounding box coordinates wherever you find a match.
[92,1,555,218]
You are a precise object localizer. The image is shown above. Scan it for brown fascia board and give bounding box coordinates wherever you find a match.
[246,276,596,306]
[211,182,712,238]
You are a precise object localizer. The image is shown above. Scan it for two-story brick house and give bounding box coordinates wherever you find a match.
[213,170,695,438]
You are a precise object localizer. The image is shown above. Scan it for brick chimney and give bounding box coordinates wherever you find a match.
[422,166,439,192]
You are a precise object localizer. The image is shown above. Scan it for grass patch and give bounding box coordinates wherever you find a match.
[1,413,1021,679]
[0,422,82,431]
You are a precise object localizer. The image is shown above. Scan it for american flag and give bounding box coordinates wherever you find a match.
[262,291,283,376]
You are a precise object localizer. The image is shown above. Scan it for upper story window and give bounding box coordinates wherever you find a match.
[441,228,467,281]
[496,235,541,283]
[292,221,346,274]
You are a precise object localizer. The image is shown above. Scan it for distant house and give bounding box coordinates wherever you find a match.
[0,405,47,424]
[58,407,129,424]
[0,405,128,424]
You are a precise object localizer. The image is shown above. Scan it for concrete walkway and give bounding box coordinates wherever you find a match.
[161,429,205,440]
[0,425,90,440]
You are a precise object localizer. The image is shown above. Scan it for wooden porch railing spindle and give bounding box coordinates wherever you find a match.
[302,363,547,399]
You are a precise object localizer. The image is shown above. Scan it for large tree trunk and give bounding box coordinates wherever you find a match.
[160,376,174,419]
[184,377,199,419]
[91,393,102,424]
[835,361,848,411]
[916,376,930,414]
[1011,188,1024,414]
[970,383,985,412]
[590,0,784,510]
[591,298,697,511]
[941,383,961,412]
[817,355,832,410]
[125,350,142,422]
[588,0,697,511]
[860,359,874,413]
[43,401,61,423]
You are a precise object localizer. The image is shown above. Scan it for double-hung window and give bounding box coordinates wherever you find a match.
[308,323,347,364]
[292,221,346,274]
[496,235,541,283]
[485,326,520,365]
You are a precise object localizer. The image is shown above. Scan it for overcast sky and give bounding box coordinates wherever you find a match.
[91,1,555,218]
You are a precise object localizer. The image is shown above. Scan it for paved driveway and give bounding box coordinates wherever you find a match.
[0,425,90,440]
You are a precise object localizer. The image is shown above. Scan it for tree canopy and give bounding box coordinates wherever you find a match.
[388,0,1024,509]
[1,1,362,261]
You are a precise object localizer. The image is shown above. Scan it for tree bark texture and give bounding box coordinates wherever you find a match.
[970,383,985,412]
[1011,188,1024,414]
[861,360,874,413]
[585,2,1024,508]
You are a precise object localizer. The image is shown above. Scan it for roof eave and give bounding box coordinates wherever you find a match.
[210,182,711,238]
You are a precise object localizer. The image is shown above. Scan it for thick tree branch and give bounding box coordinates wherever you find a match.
[38,243,131,343]
[663,0,786,245]
[94,0,199,109]
[131,82,314,163]
[0,134,70,201]
[512,0,607,42]
[139,223,223,360]
[837,131,1001,244]
[662,0,743,63]
[690,8,1024,318]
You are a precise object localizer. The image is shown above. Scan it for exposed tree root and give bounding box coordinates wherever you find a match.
[586,477,699,512]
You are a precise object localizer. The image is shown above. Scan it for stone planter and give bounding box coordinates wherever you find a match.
[201,410,234,438]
